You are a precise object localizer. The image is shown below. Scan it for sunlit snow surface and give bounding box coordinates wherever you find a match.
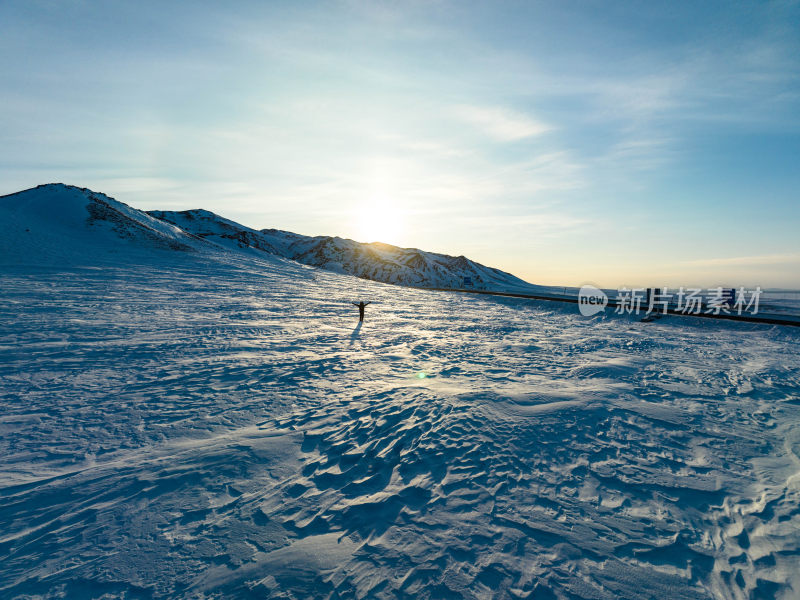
[2,254,800,600]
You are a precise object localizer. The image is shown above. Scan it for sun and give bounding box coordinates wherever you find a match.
[356,197,405,245]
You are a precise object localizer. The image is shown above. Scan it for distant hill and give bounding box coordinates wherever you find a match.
[149,208,535,291]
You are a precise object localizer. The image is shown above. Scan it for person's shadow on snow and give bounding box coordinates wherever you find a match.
[349,321,362,345]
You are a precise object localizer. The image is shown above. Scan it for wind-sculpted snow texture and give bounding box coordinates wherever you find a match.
[148,208,536,291]
[2,185,800,599]
[2,261,800,599]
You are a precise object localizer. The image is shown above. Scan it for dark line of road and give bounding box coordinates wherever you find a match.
[423,287,800,328]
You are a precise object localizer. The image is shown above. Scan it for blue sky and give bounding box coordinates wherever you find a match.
[2,1,799,287]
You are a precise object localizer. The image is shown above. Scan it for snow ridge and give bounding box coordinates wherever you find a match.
[149,209,535,291]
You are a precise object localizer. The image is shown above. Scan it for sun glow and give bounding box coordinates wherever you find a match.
[355,197,405,245]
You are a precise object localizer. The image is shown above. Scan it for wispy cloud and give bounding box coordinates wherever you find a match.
[455,105,551,141]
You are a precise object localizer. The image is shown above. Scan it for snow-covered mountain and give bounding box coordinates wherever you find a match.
[0,184,210,266]
[0,183,538,291]
[146,208,282,257]
[1,184,536,293]
[261,230,532,291]
[148,208,536,291]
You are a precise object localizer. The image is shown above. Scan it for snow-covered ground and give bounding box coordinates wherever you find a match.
[2,185,800,599]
